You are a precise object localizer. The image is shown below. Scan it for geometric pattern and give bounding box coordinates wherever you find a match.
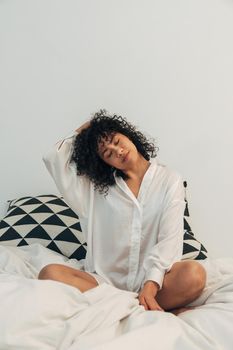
[182,181,208,260]
[0,184,208,262]
[0,195,87,260]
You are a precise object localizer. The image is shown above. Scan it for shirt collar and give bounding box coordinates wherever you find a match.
[113,157,158,205]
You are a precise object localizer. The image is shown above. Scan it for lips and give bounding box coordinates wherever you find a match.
[123,151,129,162]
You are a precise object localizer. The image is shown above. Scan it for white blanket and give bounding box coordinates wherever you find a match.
[0,243,233,350]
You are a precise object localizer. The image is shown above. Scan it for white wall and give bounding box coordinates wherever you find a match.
[1,0,233,258]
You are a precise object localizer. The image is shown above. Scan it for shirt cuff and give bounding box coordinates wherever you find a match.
[143,268,165,290]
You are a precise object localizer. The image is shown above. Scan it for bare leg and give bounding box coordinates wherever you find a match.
[38,264,98,292]
[156,260,206,311]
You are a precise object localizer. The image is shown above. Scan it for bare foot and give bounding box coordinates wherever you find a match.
[169,306,196,316]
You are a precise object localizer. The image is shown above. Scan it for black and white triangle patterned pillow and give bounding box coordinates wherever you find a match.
[182,181,208,260]
[0,195,87,260]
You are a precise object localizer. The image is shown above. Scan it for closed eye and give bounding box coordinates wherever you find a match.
[102,136,119,158]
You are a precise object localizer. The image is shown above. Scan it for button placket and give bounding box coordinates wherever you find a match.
[127,205,142,291]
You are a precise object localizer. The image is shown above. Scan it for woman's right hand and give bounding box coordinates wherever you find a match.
[75,121,91,133]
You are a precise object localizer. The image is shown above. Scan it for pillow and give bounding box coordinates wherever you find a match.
[0,186,208,262]
[0,195,87,260]
[182,181,208,260]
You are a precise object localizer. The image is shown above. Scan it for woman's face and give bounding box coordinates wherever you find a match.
[97,132,138,170]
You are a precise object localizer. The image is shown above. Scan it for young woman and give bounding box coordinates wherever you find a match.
[39,110,206,314]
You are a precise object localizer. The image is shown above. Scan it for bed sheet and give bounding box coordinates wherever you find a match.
[0,243,233,350]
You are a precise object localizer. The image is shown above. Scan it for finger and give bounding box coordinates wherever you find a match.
[138,296,149,310]
[146,297,164,311]
[139,293,162,311]
[153,297,164,311]
[139,298,149,310]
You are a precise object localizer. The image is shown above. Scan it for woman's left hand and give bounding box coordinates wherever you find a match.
[138,281,164,311]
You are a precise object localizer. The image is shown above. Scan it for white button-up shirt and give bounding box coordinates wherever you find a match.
[43,132,185,293]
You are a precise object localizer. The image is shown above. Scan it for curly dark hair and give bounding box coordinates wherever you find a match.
[71,109,159,195]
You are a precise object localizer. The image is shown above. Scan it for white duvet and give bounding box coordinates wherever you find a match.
[0,244,233,350]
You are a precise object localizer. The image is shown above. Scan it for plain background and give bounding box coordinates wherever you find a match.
[0,0,233,258]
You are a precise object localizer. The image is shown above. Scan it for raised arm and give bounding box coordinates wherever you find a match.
[42,122,92,219]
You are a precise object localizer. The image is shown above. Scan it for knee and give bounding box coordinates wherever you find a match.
[183,261,206,297]
[38,264,62,281]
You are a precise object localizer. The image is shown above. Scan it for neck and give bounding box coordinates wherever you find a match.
[124,154,150,181]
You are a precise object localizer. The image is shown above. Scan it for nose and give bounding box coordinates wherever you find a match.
[116,146,124,157]
[105,143,124,158]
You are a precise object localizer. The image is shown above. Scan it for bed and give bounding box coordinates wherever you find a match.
[0,193,232,350]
